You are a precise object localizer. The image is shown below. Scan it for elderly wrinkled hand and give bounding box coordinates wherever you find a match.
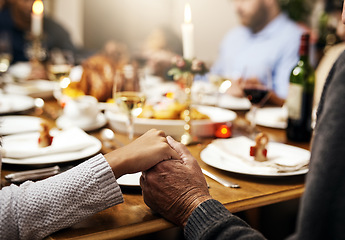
[140,136,212,226]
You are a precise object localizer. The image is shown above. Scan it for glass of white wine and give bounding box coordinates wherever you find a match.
[47,49,74,101]
[0,31,12,91]
[113,64,146,141]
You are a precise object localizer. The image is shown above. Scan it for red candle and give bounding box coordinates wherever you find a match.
[215,124,232,138]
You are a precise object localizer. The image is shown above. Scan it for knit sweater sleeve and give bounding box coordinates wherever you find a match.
[184,199,266,240]
[0,153,123,240]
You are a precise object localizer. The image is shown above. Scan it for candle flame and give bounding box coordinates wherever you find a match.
[32,0,44,15]
[184,3,192,23]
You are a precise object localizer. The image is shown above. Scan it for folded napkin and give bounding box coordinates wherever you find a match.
[2,127,95,159]
[208,137,310,174]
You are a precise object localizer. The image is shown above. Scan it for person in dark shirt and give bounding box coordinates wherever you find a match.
[0,0,75,63]
[140,2,345,239]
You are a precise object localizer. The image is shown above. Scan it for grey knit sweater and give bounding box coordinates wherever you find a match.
[0,154,123,240]
[185,51,345,240]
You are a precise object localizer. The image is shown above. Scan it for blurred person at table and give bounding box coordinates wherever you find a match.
[0,0,82,80]
[210,0,305,106]
[141,11,345,236]
[137,26,183,80]
[0,0,76,63]
[315,0,345,107]
[0,129,180,240]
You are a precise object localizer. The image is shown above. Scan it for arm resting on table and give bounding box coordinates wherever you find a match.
[0,154,123,240]
[185,199,266,240]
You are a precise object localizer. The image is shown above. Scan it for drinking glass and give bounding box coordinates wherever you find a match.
[47,49,74,101]
[0,31,12,91]
[209,74,232,105]
[242,68,272,136]
[113,64,146,141]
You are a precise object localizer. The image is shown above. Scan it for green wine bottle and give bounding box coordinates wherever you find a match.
[286,33,315,142]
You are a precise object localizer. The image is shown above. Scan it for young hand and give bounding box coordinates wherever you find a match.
[104,129,180,178]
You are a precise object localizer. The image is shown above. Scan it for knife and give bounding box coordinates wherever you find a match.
[202,168,240,188]
[5,165,61,183]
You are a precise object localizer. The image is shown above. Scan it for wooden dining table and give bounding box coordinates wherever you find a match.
[1,98,310,240]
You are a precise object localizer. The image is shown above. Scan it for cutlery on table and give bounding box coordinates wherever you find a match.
[201,168,240,188]
[5,166,61,183]
[100,128,125,149]
[34,98,59,120]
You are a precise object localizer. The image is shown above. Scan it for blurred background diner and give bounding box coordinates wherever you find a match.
[0,0,327,88]
[0,0,343,239]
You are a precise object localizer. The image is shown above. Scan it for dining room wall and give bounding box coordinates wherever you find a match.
[83,0,173,53]
[51,0,323,65]
[81,0,238,65]
[170,0,238,64]
[50,0,84,47]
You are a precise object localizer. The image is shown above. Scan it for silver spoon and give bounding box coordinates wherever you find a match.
[34,98,59,119]
[34,97,45,115]
[100,128,124,149]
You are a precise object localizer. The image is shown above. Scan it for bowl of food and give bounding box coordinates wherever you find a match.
[105,102,237,138]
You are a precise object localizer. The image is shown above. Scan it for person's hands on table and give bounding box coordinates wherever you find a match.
[228,77,284,106]
[140,136,212,227]
[226,77,266,97]
[104,129,180,179]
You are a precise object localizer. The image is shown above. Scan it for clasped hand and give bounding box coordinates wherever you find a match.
[105,129,212,226]
[104,129,180,178]
[140,136,212,226]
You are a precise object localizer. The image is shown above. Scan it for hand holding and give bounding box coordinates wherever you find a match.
[105,129,180,178]
[226,78,244,97]
[140,136,212,226]
[241,77,263,90]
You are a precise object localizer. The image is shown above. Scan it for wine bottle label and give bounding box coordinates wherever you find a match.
[286,83,303,120]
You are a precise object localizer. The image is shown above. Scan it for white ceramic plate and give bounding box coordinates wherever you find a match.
[200,137,310,177]
[4,80,55,98]
[117,172,141,187]
[192,81,251,110]
[0,94,35,114]
[8,62,32,80]
[2,135,102,165]
[218,95,251,110]
[105,105,237,138]
[56,113,107,132]
[0,115,41,135]
[248,107,287,129]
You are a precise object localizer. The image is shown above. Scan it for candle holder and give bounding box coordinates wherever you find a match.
[26,35,46,62]
[180,73,195,145]
[168,56,208,145]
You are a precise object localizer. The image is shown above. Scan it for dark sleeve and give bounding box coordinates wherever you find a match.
[184,199,266,240]
[43,18,76,52]
[290,51,345,240]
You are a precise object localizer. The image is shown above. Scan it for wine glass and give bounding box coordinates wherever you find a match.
[208,74,232,105]
[113,64,146,141]
[241,68,272,137]
[47,49,74,101]
[0,31,12,92]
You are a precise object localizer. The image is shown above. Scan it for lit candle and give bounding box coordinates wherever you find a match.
[181,3,194,59]
[31,0,44,37]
